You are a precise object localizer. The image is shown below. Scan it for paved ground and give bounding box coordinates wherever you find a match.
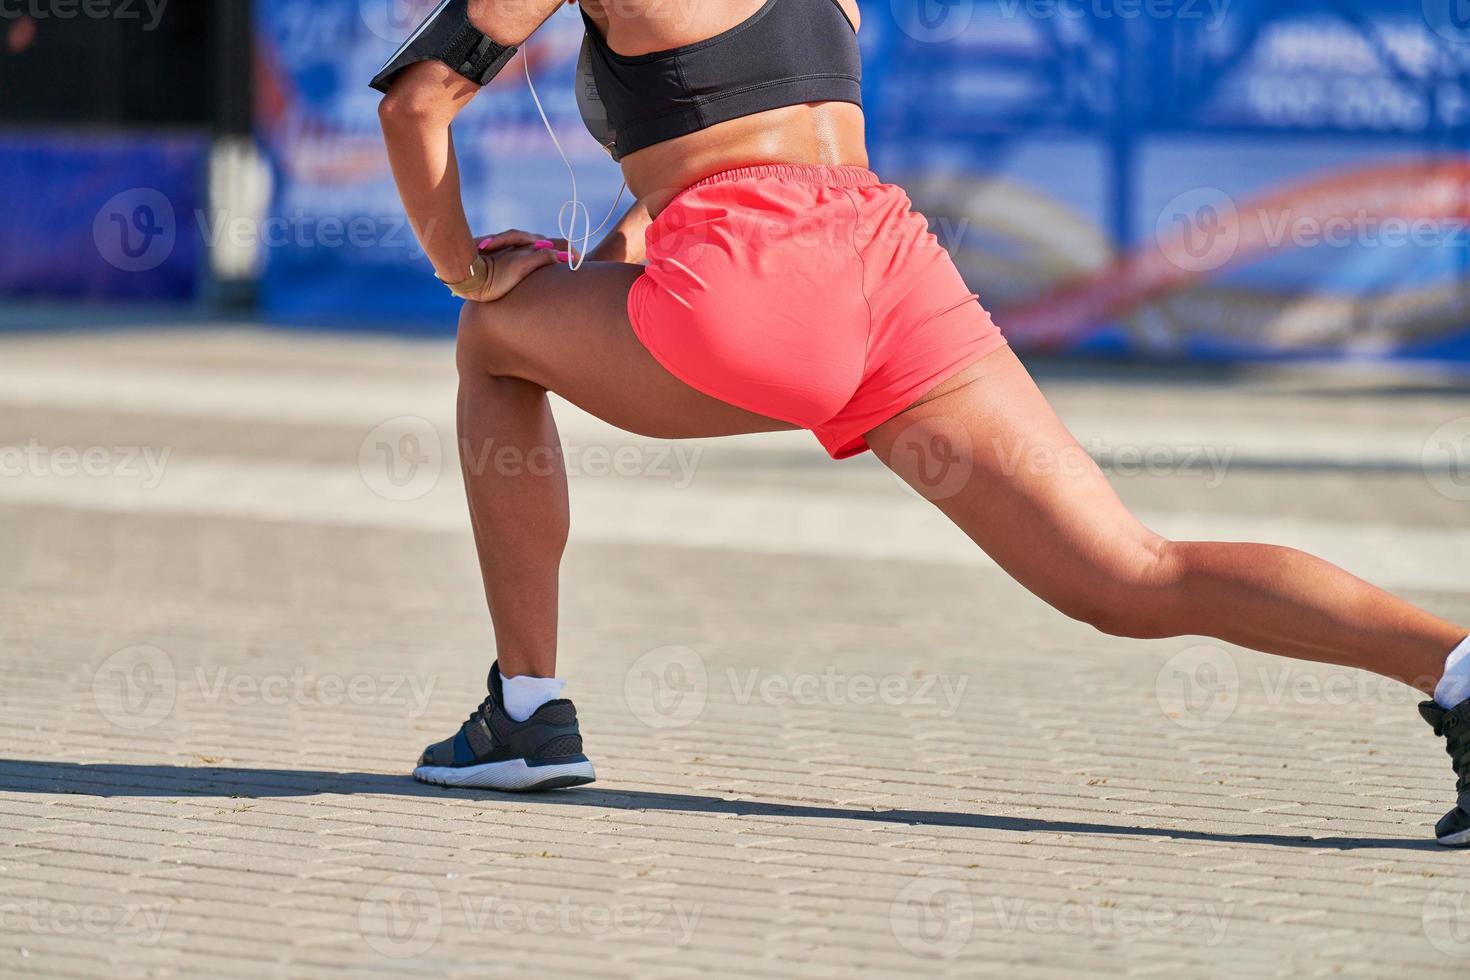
[2,325,1470,977]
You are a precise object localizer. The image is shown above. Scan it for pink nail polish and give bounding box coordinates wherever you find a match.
[534,239,553,249]
[555,250,570,262]
[477,238,494,250]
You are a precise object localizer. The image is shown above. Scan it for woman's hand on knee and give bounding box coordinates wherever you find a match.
[474,229,571,257]
[467,230,577,303]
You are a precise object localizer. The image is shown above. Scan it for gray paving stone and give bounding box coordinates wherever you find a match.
[2,328,1469,977]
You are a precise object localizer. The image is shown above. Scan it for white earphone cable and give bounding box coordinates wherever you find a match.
[521,41,626,271]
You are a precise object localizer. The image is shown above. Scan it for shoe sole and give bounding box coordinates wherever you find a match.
[1437,825,1470,847]
[414,756,596,792]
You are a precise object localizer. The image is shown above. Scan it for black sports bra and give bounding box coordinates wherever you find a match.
[576,0,862,160]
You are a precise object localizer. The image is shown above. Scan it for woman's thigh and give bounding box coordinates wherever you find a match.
[457,261,796,440]
[865,346,1167,616]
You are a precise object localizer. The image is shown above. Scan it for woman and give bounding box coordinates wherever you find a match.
[374,0,1470,842]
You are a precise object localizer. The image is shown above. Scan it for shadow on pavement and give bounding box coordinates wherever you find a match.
[0,759,1439,851]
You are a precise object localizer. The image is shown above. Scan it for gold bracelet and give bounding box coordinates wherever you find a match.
[437,254,492,299]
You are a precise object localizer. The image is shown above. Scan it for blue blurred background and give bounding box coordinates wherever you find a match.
[6,0,1470,360]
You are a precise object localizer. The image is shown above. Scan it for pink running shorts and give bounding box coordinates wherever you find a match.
[627,163,1008,458]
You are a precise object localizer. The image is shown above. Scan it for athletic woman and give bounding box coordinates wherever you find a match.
[374,0,1470,843]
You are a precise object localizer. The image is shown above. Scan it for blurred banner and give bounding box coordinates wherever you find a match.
[6,0,1466,358]
[0,2,226,307]
[252,0,1470,357]
[864,0,1470,359]
[0,133,207,302]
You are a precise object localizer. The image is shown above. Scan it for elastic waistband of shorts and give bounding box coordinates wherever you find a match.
[685,164,879,191]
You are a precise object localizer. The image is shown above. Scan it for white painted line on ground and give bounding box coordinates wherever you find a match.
[1,457,1464,593]
[0,360,1457,467]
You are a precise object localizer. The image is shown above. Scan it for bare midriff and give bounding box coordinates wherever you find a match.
[578,0,869,217]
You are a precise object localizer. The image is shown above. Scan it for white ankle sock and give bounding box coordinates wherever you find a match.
[1434,636,1470,709]
[501,673,567,722]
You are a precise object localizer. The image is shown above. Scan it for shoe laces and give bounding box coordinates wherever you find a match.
[463,693,496,730]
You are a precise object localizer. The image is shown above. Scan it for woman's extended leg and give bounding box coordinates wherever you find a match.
[867,346,1467,692]
[454,262,794,679]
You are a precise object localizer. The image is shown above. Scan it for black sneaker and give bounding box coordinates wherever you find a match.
[414,663,595,791]
[1419,698,1470,846]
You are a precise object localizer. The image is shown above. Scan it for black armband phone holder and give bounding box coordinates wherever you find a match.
[370,0,518,94]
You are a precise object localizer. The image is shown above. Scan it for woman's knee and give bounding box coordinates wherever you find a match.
[1052,536,1190,640]
[456,300,526,380]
